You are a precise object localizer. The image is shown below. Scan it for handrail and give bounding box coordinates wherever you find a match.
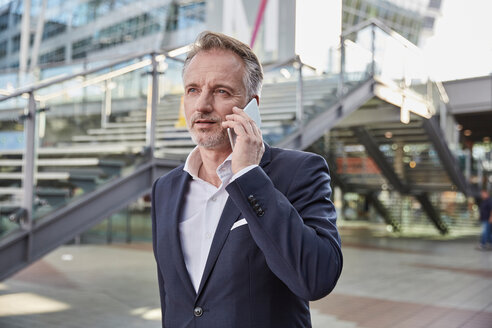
[0,42,325,104]
[263,56,318,72]
[0,50,185,103]
[342,18,420,52]
[435,81,450,103]
[0,55,316,105]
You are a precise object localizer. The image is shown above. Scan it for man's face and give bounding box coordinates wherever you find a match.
[183,49,248,150]
[481,190,489,200]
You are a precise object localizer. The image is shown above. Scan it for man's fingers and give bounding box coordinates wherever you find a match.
[222,120,248,136]
[224,113,255,136]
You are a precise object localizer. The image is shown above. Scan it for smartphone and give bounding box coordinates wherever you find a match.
[227,98,261,149]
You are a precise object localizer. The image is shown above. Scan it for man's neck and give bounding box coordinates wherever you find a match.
[198,146,232,187]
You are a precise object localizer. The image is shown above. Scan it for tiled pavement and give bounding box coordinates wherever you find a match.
[1,226,491,328]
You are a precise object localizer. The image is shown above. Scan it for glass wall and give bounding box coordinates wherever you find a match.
[0,0,206,72]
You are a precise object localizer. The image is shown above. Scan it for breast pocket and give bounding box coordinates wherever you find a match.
[228,220,251,241]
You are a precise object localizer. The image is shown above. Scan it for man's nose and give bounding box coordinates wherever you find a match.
[195,92,213,113]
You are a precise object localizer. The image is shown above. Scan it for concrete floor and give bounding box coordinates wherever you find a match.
[1,225,491,328]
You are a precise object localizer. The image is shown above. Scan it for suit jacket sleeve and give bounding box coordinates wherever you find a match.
[151,178,166,327]
[225,153,342,301]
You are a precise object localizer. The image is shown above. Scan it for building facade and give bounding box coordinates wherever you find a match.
[0,0,295,74]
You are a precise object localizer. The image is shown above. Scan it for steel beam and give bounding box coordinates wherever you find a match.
[146,54,159,157]
[0,159,180,281]
[366,192,400,232]
[415,192,448,234]
[351,126,409,194]
[422,116,469,194]
[296,55,304,124]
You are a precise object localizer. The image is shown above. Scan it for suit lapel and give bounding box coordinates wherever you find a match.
[196,197,241,298]
[195,144,272,299]
[167,171,196,297]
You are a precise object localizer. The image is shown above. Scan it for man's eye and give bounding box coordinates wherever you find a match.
[216,89,228,95]
[187,88,197,94]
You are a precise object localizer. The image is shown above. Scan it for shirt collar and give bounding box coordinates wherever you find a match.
[183,146,233,182]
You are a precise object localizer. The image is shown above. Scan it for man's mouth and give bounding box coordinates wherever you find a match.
[193,118,219,128]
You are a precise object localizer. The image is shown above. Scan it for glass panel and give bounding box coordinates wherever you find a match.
[261,62,300,145]
[81,198,152,244]
[24,55,157,220]
[343,37,372,85]
[0,95,28,238]
[153,58,189,160]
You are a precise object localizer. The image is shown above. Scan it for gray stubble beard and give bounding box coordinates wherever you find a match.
[189,127,229,149]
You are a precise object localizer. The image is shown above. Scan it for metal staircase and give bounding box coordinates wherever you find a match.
[0,19,472,280]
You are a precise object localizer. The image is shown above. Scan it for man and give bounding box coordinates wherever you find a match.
[151,31,342,327]
[477,189,492,250]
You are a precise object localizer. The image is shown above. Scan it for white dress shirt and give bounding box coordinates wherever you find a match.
[181,147,255,292]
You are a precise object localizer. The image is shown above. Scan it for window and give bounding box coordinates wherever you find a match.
[0,40,7,59]
[94,9,167,50]
[11,33,34,53]
[72,0,134,28]
[72,36,93,60]
[42,20,67,40]
[0,12,8,32]
[423,16,435,29]
[166,1,205,32]
[39,46,65,64]
[428,0,442,10]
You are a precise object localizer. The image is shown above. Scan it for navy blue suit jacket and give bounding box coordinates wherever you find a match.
[151,145,342,327]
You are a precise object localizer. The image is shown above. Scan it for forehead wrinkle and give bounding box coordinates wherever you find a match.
[183,49,246,93]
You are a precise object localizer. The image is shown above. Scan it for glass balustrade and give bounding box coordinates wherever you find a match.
[0,53,187,239]
[0,101,27,238]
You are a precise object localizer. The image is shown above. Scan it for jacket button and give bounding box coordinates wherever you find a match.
[194,306,203,317]
[248,195,255,204]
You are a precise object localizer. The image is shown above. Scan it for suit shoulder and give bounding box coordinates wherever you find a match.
[153,163,185,188]
[269,147,327,166]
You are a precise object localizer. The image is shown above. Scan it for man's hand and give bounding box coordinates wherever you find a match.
[222,106,265,174]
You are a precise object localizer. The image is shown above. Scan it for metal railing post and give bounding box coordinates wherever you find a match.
[295,55,304,125]
[464,149,471,183]
[23,93,36,224]
[477,158,483,189]
[370,23,376,77]
[146,54,159,158]
[22,92,37,260]
[439,102,447,134]
[101,79,112,128]
[337,35,345,98]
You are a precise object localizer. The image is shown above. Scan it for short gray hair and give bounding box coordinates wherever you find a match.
[182,31,263,98]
